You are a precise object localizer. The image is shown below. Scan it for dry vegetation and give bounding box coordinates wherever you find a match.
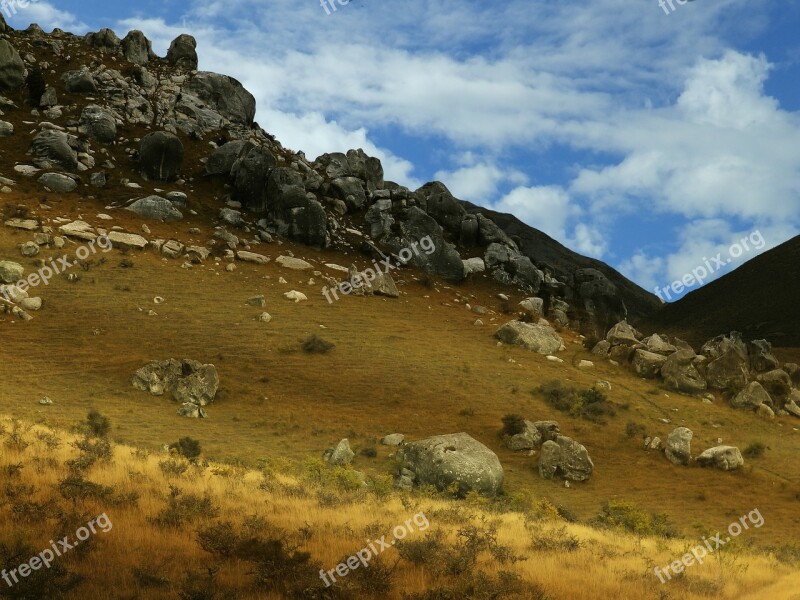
[1,414,799,600]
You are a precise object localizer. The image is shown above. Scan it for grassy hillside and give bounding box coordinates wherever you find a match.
[1,415,799,600]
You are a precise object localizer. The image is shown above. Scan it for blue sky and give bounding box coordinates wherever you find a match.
[6,0,800,299]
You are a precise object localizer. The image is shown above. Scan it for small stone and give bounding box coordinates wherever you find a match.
[258,312,272,323]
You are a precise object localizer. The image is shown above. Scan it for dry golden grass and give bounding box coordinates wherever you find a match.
[0,416,798,600]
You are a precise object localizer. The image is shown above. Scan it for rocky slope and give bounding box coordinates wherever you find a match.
[0,18,660,338]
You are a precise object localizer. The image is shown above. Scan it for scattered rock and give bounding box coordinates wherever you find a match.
[665,427,693,465]
[696,446,744,471]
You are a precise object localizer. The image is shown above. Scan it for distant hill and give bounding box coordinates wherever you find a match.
[641,235,800,348]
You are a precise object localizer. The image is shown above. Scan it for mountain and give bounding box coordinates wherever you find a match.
[641,235,800,347]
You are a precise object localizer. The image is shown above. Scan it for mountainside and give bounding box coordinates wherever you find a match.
[642,235,800,347]
[0,17,660,339]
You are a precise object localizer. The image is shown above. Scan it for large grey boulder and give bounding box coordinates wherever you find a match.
[505,420,542,451]
[38,173,77,193]
[0,40,25,91]
[495,320,564,355]
[325,439,354,466]
[538,435,594,481]
[632,349,668,379]
[416,181,466,236]
[731,381,771,410]
[606,320,641,345]
[62,67,97,93]
[706,349,749,391]
[139,131,184,181]
[131,359,219,406]
[79,105,116,144]
[182,72,256,126]
[748,339,779,372]
[665,427,693,465]
[166,34,198,70]
[121,30,156,65]
[387,207,465,281]
[126,196,183,222]
[397,433,504,497]
[643,334,677,355]
[28,130,78,171]
[696,446,744,471]
[661,340,706,394]
[329,177,366,212]
[758,369,793,400]
[85,28,121,50]
[232,146,277,210]
[206,140,250,176]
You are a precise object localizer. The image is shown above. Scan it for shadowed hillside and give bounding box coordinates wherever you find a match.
[642,235,800,347]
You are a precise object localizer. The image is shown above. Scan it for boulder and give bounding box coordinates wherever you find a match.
[206,140,250,176]
[505,420,542,451]
[38,173,77,193]
[591,340,611,356]
[85,28,121,50]
[0,40,25,91]
[182,71,256,126]
[388,207,465,282]
[397,432,504,497]
[519,297,544,316]
[79,105,116,144]
[127,196,183,222]
[661,340,707,394]
[606,320,641,345]
[131,359,219,406]
[696,446,744,471]
[326,439,354,466]
[28,130,78,171]
[784,363,800,388]
[731,381,771,410]
[166,34,198,70]
[329,177,366,212]
[538,435,594,481]
[705,349,749,391]
[495,320,564,355]
[758,369,792,400]
[748,339,779,372]
[139,132,184,182]
[632,349,668,379]
[643,334,677,355]
[382,433,405,446]
[0,260,23,283]
[62,67,97,93]
[665,427,692,465]
[232,146,277,210]
[121,30,156,65]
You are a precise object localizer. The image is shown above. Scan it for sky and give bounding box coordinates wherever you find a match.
[5,0,800,300]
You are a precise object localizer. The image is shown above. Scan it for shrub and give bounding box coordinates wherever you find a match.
[84,410,111,438]
[301,335,335,354]
[536,381,616,423]
[170,437,202,461]
[397,531,444,565]
[590,500,677,538]
[743,441,767,458]
[501,414,526,436]
[152,486,220,528]
[625,421,647,439]
[159,459,190,477]
[359,446,377,458]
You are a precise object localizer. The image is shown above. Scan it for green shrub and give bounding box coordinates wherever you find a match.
[590,500,677,538]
